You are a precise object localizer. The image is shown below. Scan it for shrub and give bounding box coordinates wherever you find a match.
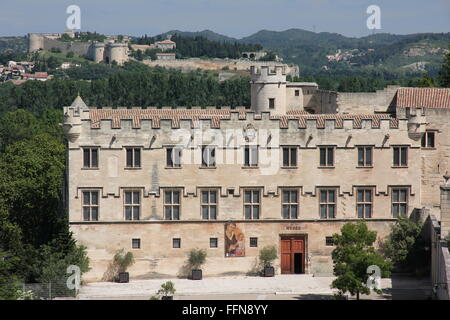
[188,248,207,270]
[259,245,277,268]
[113,249,135,274]
[157,281,176,297]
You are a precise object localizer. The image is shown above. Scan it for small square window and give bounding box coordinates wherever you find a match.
[132,238,141,249]
[325,237,334,246]
[250,237,258,247]
[210,238,218,248]
[421,131,435,148]
[173,238,181,248]
[269,98,275,109]
[295,90,300,96]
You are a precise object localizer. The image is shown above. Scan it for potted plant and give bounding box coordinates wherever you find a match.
[188,248,207,280]
[113,249,135,283]
[259,245,277,277]
[157,281,176,300]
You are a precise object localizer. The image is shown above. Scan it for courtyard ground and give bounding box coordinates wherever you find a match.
[78,274,431,300]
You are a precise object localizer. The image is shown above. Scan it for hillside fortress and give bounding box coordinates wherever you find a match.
[63,65,450,281]
[28,32,129,65]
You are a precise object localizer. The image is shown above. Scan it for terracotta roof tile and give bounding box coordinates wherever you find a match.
[396,87,450,109]
[89,109,397,129]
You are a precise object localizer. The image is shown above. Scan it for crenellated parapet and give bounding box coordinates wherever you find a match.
[85,107,400,130]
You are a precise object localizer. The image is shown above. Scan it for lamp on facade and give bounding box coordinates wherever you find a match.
[109,135,116,148]
[382,134,390,147]
[444,171,450,186]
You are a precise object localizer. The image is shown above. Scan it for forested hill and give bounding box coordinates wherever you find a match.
[152,29,450,77]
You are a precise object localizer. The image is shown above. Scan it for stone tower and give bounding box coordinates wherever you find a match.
[250,65,287,115]
[105,43,128,65]
[91,42,105,63]
[28,33,44,52]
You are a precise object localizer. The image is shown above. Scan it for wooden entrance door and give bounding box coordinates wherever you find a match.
[280,236,305,274]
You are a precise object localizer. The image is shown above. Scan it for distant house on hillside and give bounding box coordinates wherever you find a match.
[155,39,176,51]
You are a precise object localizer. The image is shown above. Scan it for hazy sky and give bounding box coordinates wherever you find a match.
[1,0,449,38]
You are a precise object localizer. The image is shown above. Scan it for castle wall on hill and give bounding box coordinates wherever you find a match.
[142,58,299,78]
[43,38,92,56]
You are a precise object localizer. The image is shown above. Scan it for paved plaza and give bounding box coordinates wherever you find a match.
[78,274,431,300]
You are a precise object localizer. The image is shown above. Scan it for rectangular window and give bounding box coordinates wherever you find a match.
[244,146,258,167]
[201,146,216,167]
[244,190,261,219]
[173,238,181,248]
[282,190,299,219]
[356,189,373,218]
[295,90,300,96]
[393,146,408,167]
[250,237,258,247]
[83,148,98,168]
[325,237,334,246]
[126,148,141,168]
[392,188,408,218]
[164,190,181,220]
[82,191,99,221]
[166,147,182,167]
[319,189,336,219]
[319,147,334,167]
[124,191,140,220]
[269,98,275,109]
[421,131,435,148]
[357,147,373,167]
[210,238,218,248]
[132,239,141,249]
[282,147,297,167]
[201,190,217,220]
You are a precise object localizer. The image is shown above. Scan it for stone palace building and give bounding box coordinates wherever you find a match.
[62,65,450,281]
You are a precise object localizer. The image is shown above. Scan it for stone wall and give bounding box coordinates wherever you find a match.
[72,220,393,281]
[143,58,299,78]
[336,85,399,114]
[429,215,450,300]
[43,38,92,56]
[420,108,450,219]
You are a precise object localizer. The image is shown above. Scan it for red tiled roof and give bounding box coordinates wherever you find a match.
[396,87,450,109]
[157,39,175,44]
[23,72,48,79]
[89,109,397,129]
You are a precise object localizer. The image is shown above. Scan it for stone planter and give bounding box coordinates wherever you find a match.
[191,269,203,280]
[161,296,173,300]
[118,272,129,283]
[263,266,275,277]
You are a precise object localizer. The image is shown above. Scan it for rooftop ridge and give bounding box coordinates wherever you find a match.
[88,109,398,130]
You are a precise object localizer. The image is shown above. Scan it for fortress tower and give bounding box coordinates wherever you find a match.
[91,42,105,63]
[28,33,44,52]
[250,65,287,115]
[105,43,128,65]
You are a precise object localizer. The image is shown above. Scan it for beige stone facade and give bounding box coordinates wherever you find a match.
[63,68,450,282]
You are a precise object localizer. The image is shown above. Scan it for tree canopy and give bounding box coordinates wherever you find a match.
[331,221,391,300]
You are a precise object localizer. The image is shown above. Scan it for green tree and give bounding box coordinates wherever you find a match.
[0,250,21,300]
[0,134,65,246]
[331,221,391,300]
[438,45,450,87]
[418,73,435,87]
[0,110,42,152]
[381,216,429,274]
